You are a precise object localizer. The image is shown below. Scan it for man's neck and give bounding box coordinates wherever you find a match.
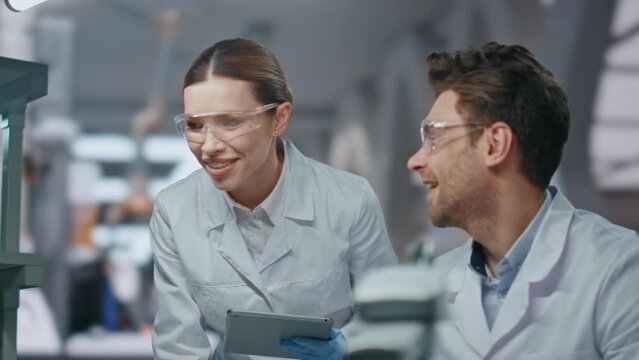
[468,182,545,277]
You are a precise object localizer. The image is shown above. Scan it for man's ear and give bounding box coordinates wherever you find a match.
[272,102,292,135]
[482,121,514,167]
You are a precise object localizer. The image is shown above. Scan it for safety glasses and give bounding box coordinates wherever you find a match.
[174,103,279,143]
[420,119,485,154]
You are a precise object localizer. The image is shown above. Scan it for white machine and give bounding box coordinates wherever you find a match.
[345,243,443,360]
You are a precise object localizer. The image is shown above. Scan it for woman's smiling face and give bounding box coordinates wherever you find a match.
[183,75,279,194]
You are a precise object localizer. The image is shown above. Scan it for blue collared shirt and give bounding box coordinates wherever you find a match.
[469,188,554,330]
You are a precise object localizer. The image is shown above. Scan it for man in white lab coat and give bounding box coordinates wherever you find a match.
[407,42,639,359]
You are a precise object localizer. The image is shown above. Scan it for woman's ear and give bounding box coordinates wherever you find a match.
[483,121,514,167]
[272,102,292,136]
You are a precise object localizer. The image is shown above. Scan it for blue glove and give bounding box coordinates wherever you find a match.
[280,328,346,360]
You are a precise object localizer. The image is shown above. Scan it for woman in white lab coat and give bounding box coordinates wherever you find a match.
[150,38,397,360]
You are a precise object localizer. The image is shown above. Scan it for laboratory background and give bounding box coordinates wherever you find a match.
[0,0,637,359]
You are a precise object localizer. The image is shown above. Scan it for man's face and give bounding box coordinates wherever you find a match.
[407,90,492,228]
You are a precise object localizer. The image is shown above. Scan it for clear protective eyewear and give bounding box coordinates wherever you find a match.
[420,119,485,154]
[174,103,279,143]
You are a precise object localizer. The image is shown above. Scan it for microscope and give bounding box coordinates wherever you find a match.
[345,243,443,360]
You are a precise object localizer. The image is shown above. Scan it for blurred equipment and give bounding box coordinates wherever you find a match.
[30,15,78,339]
[345,243,442,360]
[17,288,62,356]
[0,56,47,360]
[100,7,182,333]
[4,0,48,12]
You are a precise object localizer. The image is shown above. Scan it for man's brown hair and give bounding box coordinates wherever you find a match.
[426,42,569,188]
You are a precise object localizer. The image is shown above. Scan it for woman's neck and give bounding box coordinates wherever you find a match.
[229,140,284,210]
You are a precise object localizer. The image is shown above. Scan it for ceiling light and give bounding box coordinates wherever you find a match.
[4,0,49,12]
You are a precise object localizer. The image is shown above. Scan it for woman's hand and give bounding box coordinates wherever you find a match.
[280,328,345,360]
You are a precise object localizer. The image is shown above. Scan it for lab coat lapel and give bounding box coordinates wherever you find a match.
[197,171,273,306]
[280,139,314,221]
[257,219,291,272]
[454,268,492,356]
[487,276,531,351]
[216,221,273,306]
[257,139,314,273]
[488,188,574,352]
[445,254,491,357]
[198,171,233,230]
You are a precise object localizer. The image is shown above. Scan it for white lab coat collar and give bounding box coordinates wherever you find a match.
[197,138,315,231]
[519,187,573,283]
[442,187,575,357]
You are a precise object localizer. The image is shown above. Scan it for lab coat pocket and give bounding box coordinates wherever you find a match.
[519,350,597,360]
[189,283,271,332]
[267,269,353,322]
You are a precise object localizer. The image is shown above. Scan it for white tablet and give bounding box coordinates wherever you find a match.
[223,309,333,358]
